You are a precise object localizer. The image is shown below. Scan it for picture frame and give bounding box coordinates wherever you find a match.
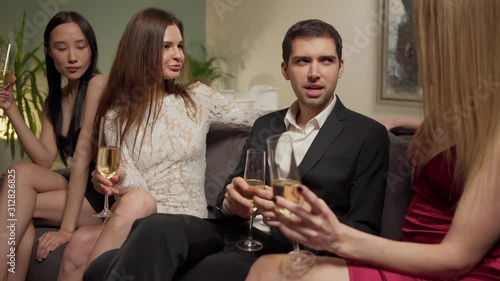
[379,0,421,104]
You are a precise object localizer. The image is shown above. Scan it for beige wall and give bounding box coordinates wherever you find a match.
[206,0,423,119]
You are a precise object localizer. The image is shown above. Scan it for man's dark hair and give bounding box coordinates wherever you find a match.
[282,19,343,63]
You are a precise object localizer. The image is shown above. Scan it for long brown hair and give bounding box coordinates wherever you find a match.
[93,8,195,156]
[410,0,500,186]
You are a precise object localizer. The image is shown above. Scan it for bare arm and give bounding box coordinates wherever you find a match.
[36,75,108,260]
[59,74,107,233]
[276,139,500,279]
[1,77,58,167]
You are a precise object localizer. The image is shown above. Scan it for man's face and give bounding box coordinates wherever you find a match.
[282,36,344,113]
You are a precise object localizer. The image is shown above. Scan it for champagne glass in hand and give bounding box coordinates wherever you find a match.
[0,43,15,118]
[93,116,121,218]
[267,134,315,276]
[237,149,266,252]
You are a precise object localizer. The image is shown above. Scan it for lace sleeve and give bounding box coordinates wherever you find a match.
[193,83,266,129]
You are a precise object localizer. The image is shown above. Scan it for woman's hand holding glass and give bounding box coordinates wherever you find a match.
[0,75,16,117]
[0,43,16,118]
[93,116,121,218]
[273,184,344,254]
[267,133,315,276]
[91,167,125,196]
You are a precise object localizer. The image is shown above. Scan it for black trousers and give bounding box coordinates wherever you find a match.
[84,213,275,281]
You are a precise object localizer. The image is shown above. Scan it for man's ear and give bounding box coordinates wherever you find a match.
[338,59,344,78]
[281,61,290,80]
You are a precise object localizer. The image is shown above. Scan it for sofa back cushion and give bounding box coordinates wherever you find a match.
[204,128,251,216]
[203,129,415,241]
[381,133,414,240]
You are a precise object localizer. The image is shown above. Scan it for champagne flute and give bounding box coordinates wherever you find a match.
[93,116,121,218]
[236,149,266,252]
[0,43,15,118]
[266,134,315,276]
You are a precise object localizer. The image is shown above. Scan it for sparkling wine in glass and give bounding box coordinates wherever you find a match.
[237,149,266,252]
[93,116,121,218]
[0,43,15,118]
[267,133,315,276]
[271,178,302,216]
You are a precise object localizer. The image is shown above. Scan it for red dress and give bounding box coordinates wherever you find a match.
[348,149,500,280]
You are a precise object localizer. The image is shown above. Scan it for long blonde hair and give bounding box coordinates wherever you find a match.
[410,0,500,186]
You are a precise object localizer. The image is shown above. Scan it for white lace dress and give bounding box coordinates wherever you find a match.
[108,83,262,218]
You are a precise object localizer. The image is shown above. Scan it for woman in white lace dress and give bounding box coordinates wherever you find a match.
[57,8,262,281]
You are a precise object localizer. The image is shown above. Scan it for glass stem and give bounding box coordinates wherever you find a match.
[293,241,300,253]
[247,213,255,241]
[103,194,110,211]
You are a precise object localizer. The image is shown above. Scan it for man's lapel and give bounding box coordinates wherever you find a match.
[298,97,347,178]
[269,109,287,135]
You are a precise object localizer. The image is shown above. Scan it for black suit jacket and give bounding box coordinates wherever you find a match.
[215,97,389,251]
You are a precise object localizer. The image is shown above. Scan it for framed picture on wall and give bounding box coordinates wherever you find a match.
[379,0,421,104]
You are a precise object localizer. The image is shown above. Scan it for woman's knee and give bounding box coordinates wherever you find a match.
[246,255,283,281]
[5,163,37,186]
[4,162,66,193]
[8,162,35,172]
[116,189,157,217]
[102,191,157,233]
[61,226,101,271]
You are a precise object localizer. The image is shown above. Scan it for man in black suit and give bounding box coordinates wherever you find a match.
[215,18,388,256]
[84,19,388,281]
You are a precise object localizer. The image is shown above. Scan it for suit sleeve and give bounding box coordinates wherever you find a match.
[339,125,389,235]
[213,125,254,221]
[213,114,279,221]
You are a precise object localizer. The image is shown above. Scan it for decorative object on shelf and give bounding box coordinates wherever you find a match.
[379,0,421,104]
[0,12,47,157]
[219,85,279,110]
[249,84,278,110]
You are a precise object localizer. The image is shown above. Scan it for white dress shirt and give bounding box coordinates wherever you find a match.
[254,96,337,233]
[283,96,337,165]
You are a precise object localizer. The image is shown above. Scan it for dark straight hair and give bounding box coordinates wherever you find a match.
[282,19,343,64]
[43,11,99,165]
